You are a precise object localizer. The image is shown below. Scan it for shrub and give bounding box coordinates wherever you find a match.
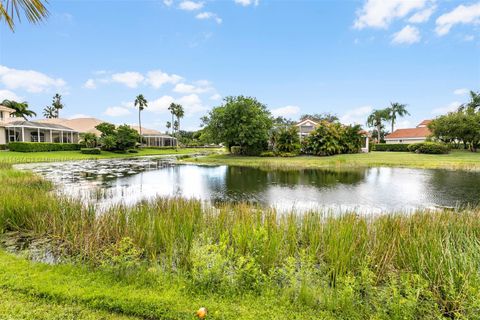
[230,146,242,155]
[278,152,297,157]
[372,143,411,152]
[260,151,275,157]
[0,144,6,150]
[7,142,82,152]
[127,149,139,153]
[414,142,450,154]
[272,126,301,155]
[80,148,101,155]
[407,143,423,152]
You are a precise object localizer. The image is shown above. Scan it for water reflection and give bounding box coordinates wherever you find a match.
[17,158,480,214]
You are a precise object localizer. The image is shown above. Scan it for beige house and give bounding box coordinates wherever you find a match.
[384,120,432,144]
[1,106,80,144]
[295,118,370,153]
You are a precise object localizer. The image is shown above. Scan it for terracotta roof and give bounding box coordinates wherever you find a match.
[385,127,431,140]
[417,120,432,127]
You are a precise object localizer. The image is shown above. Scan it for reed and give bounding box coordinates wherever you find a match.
[1,163,480,317]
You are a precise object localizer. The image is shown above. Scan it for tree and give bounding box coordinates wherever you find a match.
[272,126,301,154]
[0,0,48,31]
[94,122,139,152]
[387,102,409,133]
[51,93,64,118]
[95,122,116,137]
[134,94,148,141]
[166,121,171,134]
[367,109,390,143]
[1,99,36,120]
[43,106,57,118]
[79,132,98,148]
[174,104,184,136]
[202,96,273,155]
[459,90,480,113]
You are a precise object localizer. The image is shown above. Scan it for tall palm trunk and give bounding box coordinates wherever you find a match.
[377,124,381,142]
[138,109,142,143]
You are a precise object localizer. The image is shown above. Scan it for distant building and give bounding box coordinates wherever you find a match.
[384,120,432,144]
[294,118,370,153]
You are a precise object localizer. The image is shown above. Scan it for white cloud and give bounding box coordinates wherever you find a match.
[0,65,66,93]
[196,12,222,24]
[177,94,208,113]
[146,70,183,89]
[0,89,23,101]
[104,106,132,117]
[83,79,96,89]
[391,25,421,45]
[435,3,480,36]
[148,95,175,113]
[164,0,173,6]
[270,105,300,118]
[464,34,475,41]
[210,93,222,101]
[454,88,469,96]
[179,1,203,11]
[432,101,461,115]
[111,72,144,88]
[173,82,212,94]
[340,106,373,125]
[234,0,259,7]
[408,5,436,23]
[354,0,430,29]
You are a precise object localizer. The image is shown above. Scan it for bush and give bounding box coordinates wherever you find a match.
[272,126,301,154]
[278,152,298,157]
[0,144,6,150]
[414,142,450,154]
[230,146,242,155]
[372,143,411,152]
[8,142,82,152]
[127,149,139,153]
[407,143,423,152]
[80,148,101,155]
[260,151,275,157]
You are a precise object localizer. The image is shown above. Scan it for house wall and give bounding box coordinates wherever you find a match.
[385,138,426,144]
[0,128,6,145]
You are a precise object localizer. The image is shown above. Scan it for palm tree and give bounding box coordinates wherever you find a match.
[1,99,37,120]
[134,94,148,140]
[51,93,64,117]
[174,104,184,135]
[43,105,57,118]
[387,102,409,133]
[166,121,171,134]
[168,103,178,136]
[0,0,49,31]
[367,109,390,143]
[460,90,480,113]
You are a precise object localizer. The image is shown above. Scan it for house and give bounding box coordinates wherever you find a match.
[294,118,370,153]
[38,118,177,147]
[1,105,80,144]
[384,120,432,144]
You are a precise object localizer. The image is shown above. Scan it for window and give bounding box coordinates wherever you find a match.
[31,131,45,142]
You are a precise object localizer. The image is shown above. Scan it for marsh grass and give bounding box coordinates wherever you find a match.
[1,163,480,317]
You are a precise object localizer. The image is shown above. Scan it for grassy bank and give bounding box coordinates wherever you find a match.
[184,150,480,171]
[0,147,223,164]
[1,162,480,318]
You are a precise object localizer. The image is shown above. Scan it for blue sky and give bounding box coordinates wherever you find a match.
[0,0,479,132]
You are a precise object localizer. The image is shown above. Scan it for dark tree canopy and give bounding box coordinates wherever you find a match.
[202,96,273,155]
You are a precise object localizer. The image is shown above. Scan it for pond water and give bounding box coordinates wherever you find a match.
[17,157,480,214]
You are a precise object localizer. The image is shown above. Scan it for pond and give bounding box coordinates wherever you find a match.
[17,157,480,214]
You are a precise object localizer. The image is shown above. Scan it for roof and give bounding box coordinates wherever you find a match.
[37,117,104,135]
[129,125,162,135]
[296,118,319,127]
[417,120,432,127]
[5,120,78,131]
[0,105,15,113]
[385,127,431,140]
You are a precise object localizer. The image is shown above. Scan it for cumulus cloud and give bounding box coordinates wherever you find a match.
[179,1,203,11]
[173,82,212,94]
[454,88,469,95]
[104,106,132,117]
[0,89,23,101]
[148,95,176,113]
[353,0,430,29]
[210,93,222,101]
[435,2,480,36]
[270,105,300,118]
[146,70,183,89]
[111,72,145,88]
[0,65,66,93]
[432,101,461,115]
[391,25,421,45]
[177,94,208,113]
[408,5,436,23]
[163,0,173,6]
[196,12,222,24]
[83,79,96,89]
[340,106,373,125]
[234,0,259,6]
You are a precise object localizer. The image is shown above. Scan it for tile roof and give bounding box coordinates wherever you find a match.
[5,120,78,131]
[417,120,432,127]
[385,127,431,140]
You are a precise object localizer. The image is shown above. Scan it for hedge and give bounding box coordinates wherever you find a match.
[8,142,82,152]
[0,144,6,150]
[412,142,450,154]
[372,143,411,152]
[80,148,101,155]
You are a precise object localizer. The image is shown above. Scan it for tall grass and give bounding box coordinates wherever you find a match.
[1,162,480,317]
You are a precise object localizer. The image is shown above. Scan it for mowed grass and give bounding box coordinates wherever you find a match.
[1,162,480,318]
[0,147,223,164]
[185,150,480,171]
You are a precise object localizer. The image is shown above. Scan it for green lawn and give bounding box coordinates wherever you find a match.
[185,150,480,171]
[0,148,223,164]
